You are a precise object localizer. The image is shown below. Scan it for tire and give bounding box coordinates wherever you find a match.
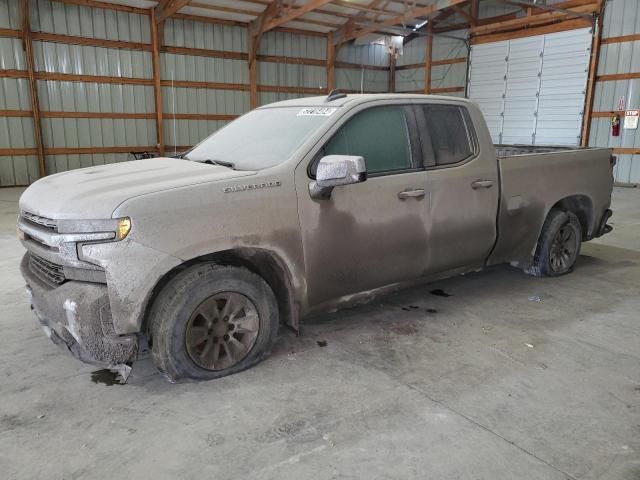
[149,263,279,381]
[525,209,582,277]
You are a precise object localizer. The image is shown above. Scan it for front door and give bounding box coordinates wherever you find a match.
[295,103,430,309]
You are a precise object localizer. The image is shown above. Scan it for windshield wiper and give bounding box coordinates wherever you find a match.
[201,159,236,170]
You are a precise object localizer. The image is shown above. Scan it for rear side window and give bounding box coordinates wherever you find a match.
[420,105,474,166]
[318,106,412,174]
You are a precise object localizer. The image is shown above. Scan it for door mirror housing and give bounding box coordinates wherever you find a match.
[310,155,367,200]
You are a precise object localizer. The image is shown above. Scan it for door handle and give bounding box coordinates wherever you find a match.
[471,180,494,190]
[398,189,425,200]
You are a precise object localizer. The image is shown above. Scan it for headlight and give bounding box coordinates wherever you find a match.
[54,217,132,242]
[116,217,131,240]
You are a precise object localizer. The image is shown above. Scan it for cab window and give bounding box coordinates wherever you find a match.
[315,106,413,175]
[419,104,475,166]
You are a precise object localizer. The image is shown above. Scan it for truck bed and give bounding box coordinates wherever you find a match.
[495,144,590,158]
[488,145,614,267]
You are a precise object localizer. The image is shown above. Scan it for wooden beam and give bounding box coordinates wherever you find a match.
[424,23,432,94]
[471,17,592,44]
[249,49,258,108]
[451,2,474,25]
[470,3,597,35]
[581,5,603,147]
[248,1,281,109]
[430,86,464,94]
[591,111,619,118]
[339,0,469,44]
[335,61,389,71]
[331,0,393,15]
[470,0,479,26]
[160,79,249,90]
[0,109,32,117]
[601,34,640,44]
[157,0,192,23]
[395,86,464,94]
[52,0,150,15]
[612,148,640,155]
[396,57,466,70]
[327,32,336,92]
[0,147,38,156]
[20,0,45,178]
[150,9,164,157]
[264,0,335,31]
[388,53,396,93]
[35,72,154,85]
[596,72,640,81]
[163,45,247,60]
[31,31,152,51]
[189,1,341,29]
[257,85,327,94]
[171,12,246,27]
[0,28,22,38]
[0,69,29,79]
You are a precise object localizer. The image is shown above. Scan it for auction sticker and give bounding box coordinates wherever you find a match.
[298,107,337,116]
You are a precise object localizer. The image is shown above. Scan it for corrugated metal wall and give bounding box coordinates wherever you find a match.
[257,29,326,105]
[162,17,248,149]
[588,0,640,184]
[0,0,39,185]
[396,30,468,96]
[336,42,389,93]
[0,0,396,185]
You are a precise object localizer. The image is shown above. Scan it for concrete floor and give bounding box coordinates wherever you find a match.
[0,187,639,480]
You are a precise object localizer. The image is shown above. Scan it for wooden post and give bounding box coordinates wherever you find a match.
[470,0,479,26]
[20,0,45,178]
[581,6,604,147]
[326,33,336,92]
[150,9,164,156]
[388,52,396,93]
[424,23,433,94]
[249,32,258,109]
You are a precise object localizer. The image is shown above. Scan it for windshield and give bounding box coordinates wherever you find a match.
[184,106,337,170]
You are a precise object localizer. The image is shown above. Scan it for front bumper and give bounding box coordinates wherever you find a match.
[20,254,138,367]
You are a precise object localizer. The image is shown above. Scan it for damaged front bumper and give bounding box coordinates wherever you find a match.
[20,254,138,368]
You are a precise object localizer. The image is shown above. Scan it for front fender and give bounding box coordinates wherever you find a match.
[80,239,182,334]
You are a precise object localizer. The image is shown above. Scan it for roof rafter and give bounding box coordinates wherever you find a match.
[335,0,469,45]
[264,0,337,32]
[156,0,191,23]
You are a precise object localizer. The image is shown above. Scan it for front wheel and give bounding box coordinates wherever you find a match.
[149,263,279,381]
[525,209,582,277]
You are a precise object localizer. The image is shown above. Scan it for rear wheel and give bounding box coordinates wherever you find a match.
[149,263,279,381]
[525,209,582,277]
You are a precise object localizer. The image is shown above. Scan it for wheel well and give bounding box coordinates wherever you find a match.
[551,195,593,240]
[141,248,296,335]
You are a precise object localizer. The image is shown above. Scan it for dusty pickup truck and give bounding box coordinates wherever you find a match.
[18,93,614,381]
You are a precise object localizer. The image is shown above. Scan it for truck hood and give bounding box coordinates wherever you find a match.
[19,157,256,219]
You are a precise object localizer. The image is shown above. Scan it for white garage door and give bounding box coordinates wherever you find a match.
[468,28,592,146]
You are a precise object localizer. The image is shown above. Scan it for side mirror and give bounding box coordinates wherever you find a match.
[309,155,367,200]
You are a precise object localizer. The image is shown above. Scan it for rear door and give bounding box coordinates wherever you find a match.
[413,102,500,273]
[295,103,431,308]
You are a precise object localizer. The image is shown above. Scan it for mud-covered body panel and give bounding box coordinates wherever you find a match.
[21,254,137,366]
[15,93,614,371]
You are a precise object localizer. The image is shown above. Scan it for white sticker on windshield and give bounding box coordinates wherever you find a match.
[297,107,337,117]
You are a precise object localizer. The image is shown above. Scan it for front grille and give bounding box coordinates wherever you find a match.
[28,254,66,286]
[22,211,58,232]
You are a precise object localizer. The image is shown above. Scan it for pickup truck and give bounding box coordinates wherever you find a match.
[17,93,614,382]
